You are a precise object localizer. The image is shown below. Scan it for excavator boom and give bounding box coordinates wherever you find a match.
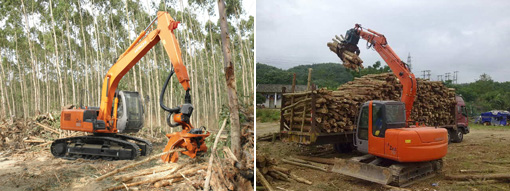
[52,12,209,162]
[353,24,417,121]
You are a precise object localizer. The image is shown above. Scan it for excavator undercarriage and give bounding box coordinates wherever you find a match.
[51,134,152,160]
[332,154,442,187]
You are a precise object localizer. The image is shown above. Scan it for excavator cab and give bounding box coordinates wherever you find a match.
[116,91,144,133]
[355,101,406,154]
[354,100,448,162]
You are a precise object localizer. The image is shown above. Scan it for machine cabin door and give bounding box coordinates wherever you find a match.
[368,101,385,156]
[117,91,145,133]
[355,103,369,153]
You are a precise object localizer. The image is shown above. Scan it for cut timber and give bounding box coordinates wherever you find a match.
[281,158,327,172]
[96,148,186,181]
[257,168,275,191]
[289,172,312,185]
[36,122,60,135]
[204,118,228,191]
[106,164,204,191]
[115,164,177,182]
[459,169,495,173]
[281,73,457,136]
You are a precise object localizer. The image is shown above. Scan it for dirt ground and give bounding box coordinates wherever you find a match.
[257,122,510,191]
[0,140,204,191]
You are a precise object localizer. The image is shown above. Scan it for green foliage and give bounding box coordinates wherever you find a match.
[257,62,394,89]
[256,93,266,104]
[256,109,280,123]
[287,63,353,89]
[256,63,293,84]
[350,61,391,78]
[448,73,510,116]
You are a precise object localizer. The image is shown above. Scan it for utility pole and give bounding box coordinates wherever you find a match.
[426,70,431,80]
[445,72,451,81]
[438,75,443,82]
[421,70,426,79]
[453,71,459,84]
[407,53,412,71]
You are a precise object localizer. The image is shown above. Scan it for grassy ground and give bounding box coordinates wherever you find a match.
[256,109,280,123]
[257,122,510,190]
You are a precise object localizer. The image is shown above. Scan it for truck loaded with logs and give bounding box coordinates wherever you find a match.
[279,24,470,186]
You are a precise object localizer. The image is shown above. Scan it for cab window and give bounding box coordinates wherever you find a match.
[372,104,384,137]
[358,106,369,140]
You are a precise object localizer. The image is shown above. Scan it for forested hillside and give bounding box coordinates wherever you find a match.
[0,0,254,130]
[448,74,510,116]
[256,63,353,89]
[256,61,391,89]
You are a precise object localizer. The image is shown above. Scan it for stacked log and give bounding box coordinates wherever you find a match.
[327,35,364,71]
[256,154,312,190]
[282,73,456,133]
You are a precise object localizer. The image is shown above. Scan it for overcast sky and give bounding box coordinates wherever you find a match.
[256,0,510,83]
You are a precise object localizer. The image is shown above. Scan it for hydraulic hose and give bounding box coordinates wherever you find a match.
[160,67,180,113]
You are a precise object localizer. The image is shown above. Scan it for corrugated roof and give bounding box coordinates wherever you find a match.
[256,84,312,93]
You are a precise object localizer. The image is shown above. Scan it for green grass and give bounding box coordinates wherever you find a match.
[470,123,510,130]
[256,109,281,122]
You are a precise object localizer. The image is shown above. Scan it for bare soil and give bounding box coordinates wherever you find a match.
[256,123,510,190]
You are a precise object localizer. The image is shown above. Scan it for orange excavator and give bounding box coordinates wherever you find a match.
[51,11,209,162]
[330,24,448,186]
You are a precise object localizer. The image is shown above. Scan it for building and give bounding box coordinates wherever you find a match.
[256,84,310,108]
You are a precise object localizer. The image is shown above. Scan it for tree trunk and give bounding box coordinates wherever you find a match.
[78,0,90,106]
[21,0,39,116]
[49,0,64,108]
[217,0,242,159]
[14,32,27,120]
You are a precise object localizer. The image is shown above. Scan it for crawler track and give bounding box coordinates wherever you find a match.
[50,134,152,160]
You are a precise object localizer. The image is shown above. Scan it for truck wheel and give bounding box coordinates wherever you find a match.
[452,130,464,143]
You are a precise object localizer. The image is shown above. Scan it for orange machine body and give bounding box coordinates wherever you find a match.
[367,101,448,163]
[60,11,189,135]
[60,108,96,132]
[349,24,448,163]
[161,112,210,163]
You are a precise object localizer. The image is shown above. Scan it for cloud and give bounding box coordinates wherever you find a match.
[256,0,510,83]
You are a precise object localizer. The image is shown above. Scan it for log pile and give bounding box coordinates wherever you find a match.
[282,73,456,133]
[256,154,312,190]
[327,35,364,71]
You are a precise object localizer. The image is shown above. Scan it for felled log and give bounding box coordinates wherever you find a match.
[257,168,275,191]
[281,158,327,172]
[96,148,186,181]
[289,172,312,185]
[204,119,228,191]
[326,36,364,71]
[106,164,205,191]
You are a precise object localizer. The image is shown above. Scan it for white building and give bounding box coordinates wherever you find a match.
[256,84,310,108]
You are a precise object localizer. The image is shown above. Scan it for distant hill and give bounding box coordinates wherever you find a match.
[256,63,353,89]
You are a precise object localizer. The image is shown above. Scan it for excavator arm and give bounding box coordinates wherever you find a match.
[57,11,209,162]
[97,11,190,133]
[352,24,417,121]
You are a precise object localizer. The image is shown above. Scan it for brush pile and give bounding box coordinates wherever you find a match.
[282,73,456,133]
[0,112,66,151]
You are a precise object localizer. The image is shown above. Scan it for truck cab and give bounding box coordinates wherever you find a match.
[451,95,469,143]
